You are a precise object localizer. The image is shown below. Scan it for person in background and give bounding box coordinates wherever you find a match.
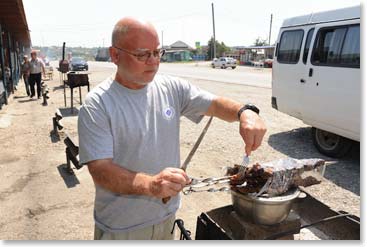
[21,55,31,96]
[29,50,45,99]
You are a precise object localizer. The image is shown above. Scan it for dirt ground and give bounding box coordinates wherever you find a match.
[0,62,360,240]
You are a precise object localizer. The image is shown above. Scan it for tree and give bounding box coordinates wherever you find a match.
[207,38,231,59]
[254,37,268,46]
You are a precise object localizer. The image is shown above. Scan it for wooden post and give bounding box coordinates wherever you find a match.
[0,24,8,105]
[7,32,13,94]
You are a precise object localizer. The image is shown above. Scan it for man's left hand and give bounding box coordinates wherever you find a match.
[239,109,267,156]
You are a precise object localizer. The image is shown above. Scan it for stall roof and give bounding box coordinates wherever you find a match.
[0,0,31,47]
[243,45,275,50]
[233,45,275,50]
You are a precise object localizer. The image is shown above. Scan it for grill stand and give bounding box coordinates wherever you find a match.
[63,72,90,113]
[192,189,360,240]
[195,205,300,240]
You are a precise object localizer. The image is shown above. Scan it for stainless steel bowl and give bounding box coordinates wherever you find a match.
[231,188,301,225]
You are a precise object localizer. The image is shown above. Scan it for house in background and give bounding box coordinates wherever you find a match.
[161,41,194,62]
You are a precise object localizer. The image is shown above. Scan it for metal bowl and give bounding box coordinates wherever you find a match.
[231,188,301,225]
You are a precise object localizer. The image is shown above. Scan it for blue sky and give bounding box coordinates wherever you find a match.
[23,0,361,48]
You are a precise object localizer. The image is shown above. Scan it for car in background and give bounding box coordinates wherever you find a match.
[211,57,237,69]
[251,60,264,67]
[264,58,273,68]
[69,57,88,71]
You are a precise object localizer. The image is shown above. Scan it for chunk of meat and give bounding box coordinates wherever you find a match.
[227,158,325,196]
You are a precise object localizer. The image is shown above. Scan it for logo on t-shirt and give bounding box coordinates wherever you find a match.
[163,106,175,120]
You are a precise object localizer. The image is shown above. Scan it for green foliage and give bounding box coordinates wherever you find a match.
[254,37,268,46]
[207,38,231,59]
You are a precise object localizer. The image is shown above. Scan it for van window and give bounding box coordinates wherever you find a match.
[312,27,347,65]
[311,24,360,68]
[303,28,314,64]
[277,30,304,64]
[340,25,360,67]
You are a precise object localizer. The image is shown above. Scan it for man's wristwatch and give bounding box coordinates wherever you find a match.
[237,104,260,120]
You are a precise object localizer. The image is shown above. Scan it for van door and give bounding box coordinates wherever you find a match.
[272,27,305,119]
[301,20,360,141]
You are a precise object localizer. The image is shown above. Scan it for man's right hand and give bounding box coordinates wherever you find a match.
[148,168,191,198]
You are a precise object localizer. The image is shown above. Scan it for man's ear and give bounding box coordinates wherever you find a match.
[109,47,119,63]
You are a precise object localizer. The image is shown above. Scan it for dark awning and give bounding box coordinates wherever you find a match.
[0,0,31,47]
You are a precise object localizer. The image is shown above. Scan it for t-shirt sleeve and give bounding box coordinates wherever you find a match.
[177,78,217,123]
[78,95,113,165]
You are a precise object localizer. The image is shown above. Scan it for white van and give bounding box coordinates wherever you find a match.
[271,5,360,157]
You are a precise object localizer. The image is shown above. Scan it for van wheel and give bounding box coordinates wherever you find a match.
[311,127,353,158]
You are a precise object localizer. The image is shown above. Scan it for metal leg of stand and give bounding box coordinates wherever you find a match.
[70,87,73,114]
[63,79,66,107]
[79,86,82,105]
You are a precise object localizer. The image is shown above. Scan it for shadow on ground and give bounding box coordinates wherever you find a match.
[57,164,81,188]
[50,130,61,143]
[13,96,29,99]
[268,127,360,195]
[17,98,37,103]
[52,85,65,92]
[58,107,79,117]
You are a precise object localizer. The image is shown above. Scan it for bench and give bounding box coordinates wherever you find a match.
[64,134,83,174]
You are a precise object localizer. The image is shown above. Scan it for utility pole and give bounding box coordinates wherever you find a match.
[211,3,216,59]
[268,14,273,45]
[161,30,164,49]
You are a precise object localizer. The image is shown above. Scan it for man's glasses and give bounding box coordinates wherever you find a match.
[113,46,165,62]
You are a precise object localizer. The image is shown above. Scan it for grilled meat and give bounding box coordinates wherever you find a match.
[227,158,325,196]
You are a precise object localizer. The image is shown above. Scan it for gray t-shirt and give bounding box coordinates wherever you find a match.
[29,58,44,74]
[78,74,216,233]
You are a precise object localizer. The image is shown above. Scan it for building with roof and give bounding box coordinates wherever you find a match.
[0,0,31,109]
[161,40,194,62]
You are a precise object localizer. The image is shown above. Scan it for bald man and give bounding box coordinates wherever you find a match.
[78,17,266,240]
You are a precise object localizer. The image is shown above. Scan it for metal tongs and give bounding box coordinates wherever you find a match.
[183,175,234,195]
[183,186,230,195]
[189,175,233,187]
[183,154,251,195]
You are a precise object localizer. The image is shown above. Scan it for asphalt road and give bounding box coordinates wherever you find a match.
[87,61,272,88]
